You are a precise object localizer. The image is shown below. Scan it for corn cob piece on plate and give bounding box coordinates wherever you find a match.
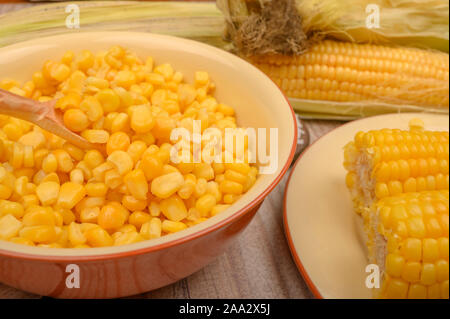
[344,119,449,299]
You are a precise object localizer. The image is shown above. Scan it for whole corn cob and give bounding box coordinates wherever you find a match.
[251,40,449,114]
[344,119,449,299]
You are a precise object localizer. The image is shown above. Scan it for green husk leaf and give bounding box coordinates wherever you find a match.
[290,98,449,120]
[0,1,228,49]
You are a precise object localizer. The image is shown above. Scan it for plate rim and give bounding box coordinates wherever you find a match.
[283,112,449,299]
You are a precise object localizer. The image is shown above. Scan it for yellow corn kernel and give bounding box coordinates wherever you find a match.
[114,232,143,246]
[162,220,187,233]
[85,227,113,247]
[436,260,449,283]
[114,70,136,89]
[223,194,239,204]
[40,172,60,185]
[63,109,89,133]
[53,149,73,173]
[80,96,104,122]
[141,152,163,181]
[107,151,133,175]
[217,104,235,116]
[211,204,230,217]
[129,211,151,230]
[2,123,23,141]
[98,204,126,231]
[21,194,39,209]
[130,104,154,134]
[151,172,184,199]
[18,131,45,150]
[10,237,35,246]
[33,149,49,170]
[36,181,60,206]
[81,130,110,144]
[95,89,120,113]
[220,180,244,195]
[68,222,87,246]
[224,169,247,185]
[0,185,12,200]
[118,224,137,234]
[195,194,217,217]
[80,207,100,224]
[42,153,58,173]
[194,71,209,88]
[70,169,84,184]
[10,143,23,169]
[193,163,214,181]
[140,218,162,239]
[160,195,188,222]
[401,238,422,262]
[86,76,109,90]
[83,150,104,170]
[178,175,196,200]
[149,201,161,217]
[106,132,131,155]
[384,278,409,299]
[385,254,406,277]
[121,195,146,211]
[243,174,257,192]
[19,225,57,244]
[0,214,22,240]
[0,200,24,218]
[85,182,107,197]
[127,141,147,164]
[75,197,105,216]
[62,144,84,163]
[91,162,114,182]
[77,50,94,70]
[438,238,449,259]
[55,207,76,225]
[14,176,28,196]
[23,207,55,226]
[423,238,440,262]
[123,169,148,201]
[57,182,86,209]
[408,284,428,299]
[154,63,174,80]
[55,92,82,110]
[104,169,122,189]
[110,113,130,134]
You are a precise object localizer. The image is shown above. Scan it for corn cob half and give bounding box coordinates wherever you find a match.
[344,119,449,299]
[251,40,449,116]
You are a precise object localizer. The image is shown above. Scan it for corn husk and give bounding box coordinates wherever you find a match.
[218,0,449,120]
[297,0,449,52]
[1,1,448,121]
[218,0,449,54]
[0,1,228,49]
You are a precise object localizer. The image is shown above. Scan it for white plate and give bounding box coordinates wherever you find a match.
[283,113,449,299]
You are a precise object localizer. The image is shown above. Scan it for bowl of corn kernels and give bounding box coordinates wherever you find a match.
[0,32,297,298]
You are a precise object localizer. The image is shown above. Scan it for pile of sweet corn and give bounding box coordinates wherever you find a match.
[0,46,258,248]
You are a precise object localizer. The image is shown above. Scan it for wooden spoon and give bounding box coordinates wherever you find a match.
[0,88,100,151]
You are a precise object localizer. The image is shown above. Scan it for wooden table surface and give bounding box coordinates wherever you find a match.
[0,2,343,299]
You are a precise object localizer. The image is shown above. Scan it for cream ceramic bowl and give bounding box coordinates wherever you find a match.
[0,32,297,298]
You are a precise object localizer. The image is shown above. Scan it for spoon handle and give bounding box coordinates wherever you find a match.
[0,88,101,151]
[0,88,52,123]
